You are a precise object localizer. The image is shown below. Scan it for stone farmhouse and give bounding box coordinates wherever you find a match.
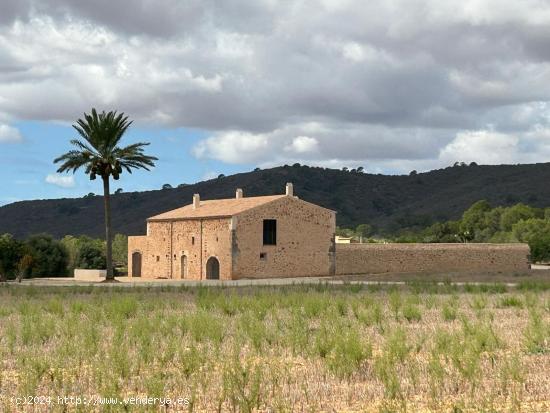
[128,184,530,280]
[128,184,336,280]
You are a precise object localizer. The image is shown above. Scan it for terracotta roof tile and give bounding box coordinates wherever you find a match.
[147,195,286,220]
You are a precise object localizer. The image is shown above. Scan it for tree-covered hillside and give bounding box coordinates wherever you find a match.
[2,162,550,239]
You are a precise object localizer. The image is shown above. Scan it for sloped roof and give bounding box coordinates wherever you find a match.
[147,195,287,221]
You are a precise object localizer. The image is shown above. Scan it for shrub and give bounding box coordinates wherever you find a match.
[62,235,106,271]
[529,232,550,263]
[75,242,106,269]
[0,233,23,280]
[17,254,34,280]
[25,234,68,277]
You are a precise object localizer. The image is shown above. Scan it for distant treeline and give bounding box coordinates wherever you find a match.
[0,234,128,280]
[337,201,550,262]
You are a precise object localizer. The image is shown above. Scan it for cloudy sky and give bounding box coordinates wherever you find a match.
[1,0,550,204]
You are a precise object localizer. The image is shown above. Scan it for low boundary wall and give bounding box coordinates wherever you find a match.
[74,269,107,280]
[335,243,530,275]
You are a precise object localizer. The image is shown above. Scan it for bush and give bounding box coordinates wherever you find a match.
[76,242,106,269]
[25,234,69,277]
[0,233,23,280]
[529,232,550,263]
[61,235,106,271]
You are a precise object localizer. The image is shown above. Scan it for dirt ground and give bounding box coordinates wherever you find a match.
[7,267,549,288]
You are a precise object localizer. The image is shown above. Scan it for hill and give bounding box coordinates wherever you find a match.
[2,163,550,239]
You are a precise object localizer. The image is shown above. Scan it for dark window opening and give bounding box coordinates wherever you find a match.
[191,236,195,245]
[263,219,277,245]
[156,256,160,262]
[260,252,267,260]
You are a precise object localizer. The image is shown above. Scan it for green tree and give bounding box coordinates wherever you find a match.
[76,242,106,269]
[499,203,539,232]
[460,200,492,241]
[112,234,128,267]
[422,221,461,243]
[355,224,372,239]
[512,218,550,243]
[529,232,550,262]
[0,234,23,281]
[54,109,157,280]
[25,234,68,277]
[60,235,80,271]
[16,254,34,282]
[61,235,106,272]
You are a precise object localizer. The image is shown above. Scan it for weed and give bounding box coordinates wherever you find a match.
[442,299,459,321]
[402,301,422,322]
[223,354,263,413]
[325,329,371,378]
[188,310,225,344]
[498,295,523,308]
[389,290,402,320]
[523,310,549,354]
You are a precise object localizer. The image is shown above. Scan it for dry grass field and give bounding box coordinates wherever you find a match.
[0,281,549,412]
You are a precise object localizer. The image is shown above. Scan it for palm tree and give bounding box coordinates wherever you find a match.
[55,109,157,281]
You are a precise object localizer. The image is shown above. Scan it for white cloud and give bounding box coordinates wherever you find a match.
[45,173,76,188]
[2,1,550,171]
[193,131,270,164]
[284,136,319,154]
[439,130,519,165]
[0,124,23,143]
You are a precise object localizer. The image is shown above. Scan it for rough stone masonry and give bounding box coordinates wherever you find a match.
[128,185,530,280]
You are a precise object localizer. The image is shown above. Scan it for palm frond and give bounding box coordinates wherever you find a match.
[54,109,156,180]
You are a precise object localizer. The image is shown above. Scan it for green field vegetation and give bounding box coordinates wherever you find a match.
[0,282,549,412]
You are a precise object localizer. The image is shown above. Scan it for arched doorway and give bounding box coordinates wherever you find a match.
[132,252,142,277]
[181,255,187,279]
[206,257,220,280]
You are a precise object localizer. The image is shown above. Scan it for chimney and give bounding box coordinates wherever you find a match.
[193,193,200,209]
[236,188,243,199]
[286,182,293,196]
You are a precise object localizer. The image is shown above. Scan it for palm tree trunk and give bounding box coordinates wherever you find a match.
[102,176,114,280]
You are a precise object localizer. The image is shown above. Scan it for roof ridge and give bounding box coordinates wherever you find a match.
[147,194,287,221]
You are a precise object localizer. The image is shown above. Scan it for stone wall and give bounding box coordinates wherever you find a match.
[128,218,233,280]
[232,196,335,279]
[335,243,530,275]
[74,269,106,280]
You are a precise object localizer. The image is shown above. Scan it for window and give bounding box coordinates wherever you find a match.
[191,236,195,245]
[260,252,267,260]
[263,219,277,245]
